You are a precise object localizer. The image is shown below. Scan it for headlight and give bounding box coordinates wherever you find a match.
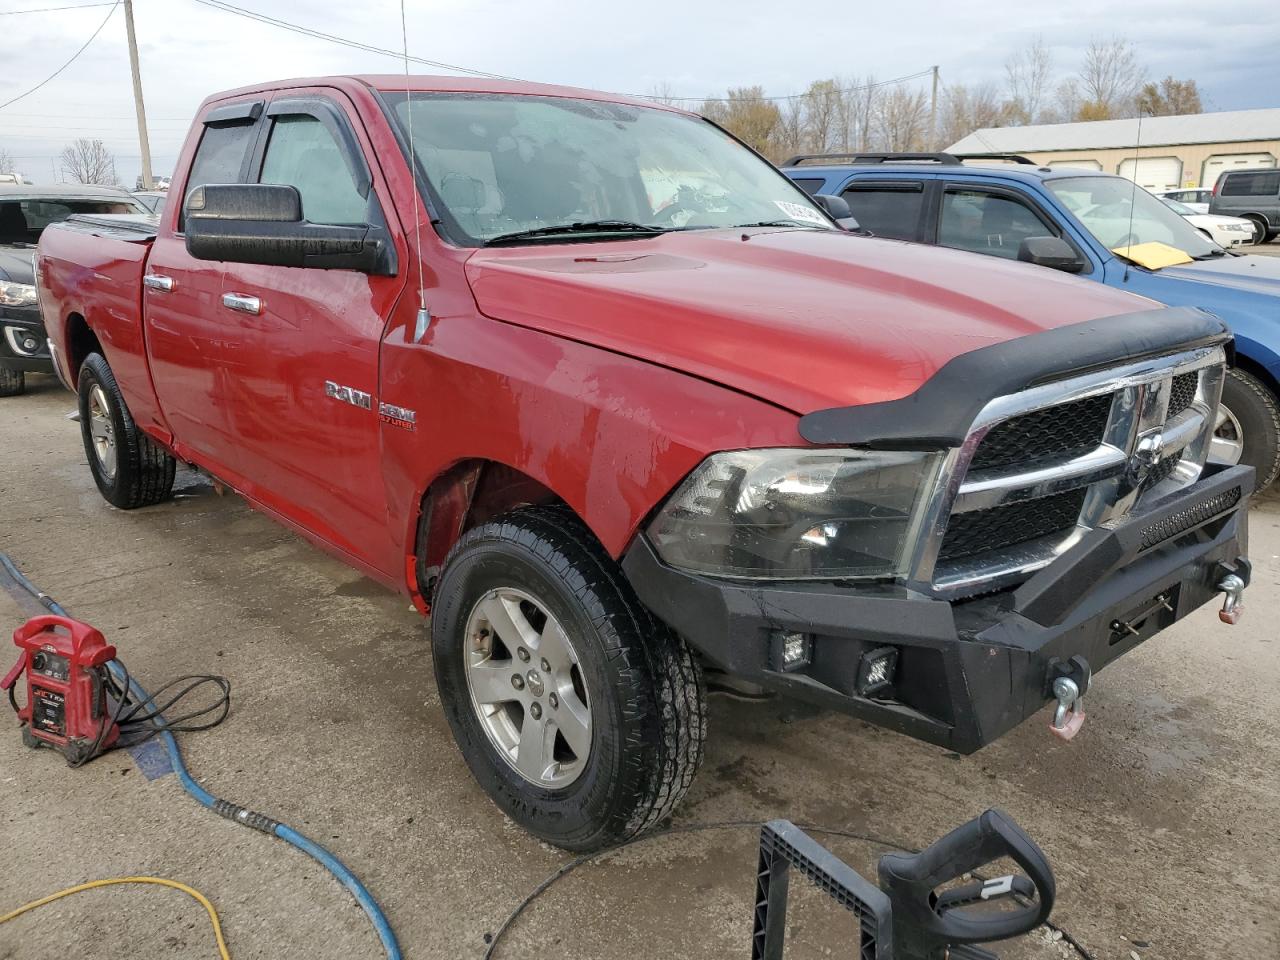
[0,281,37,307]
[648,448,942,580]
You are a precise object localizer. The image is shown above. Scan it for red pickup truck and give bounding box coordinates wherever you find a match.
[37,75,1252,852]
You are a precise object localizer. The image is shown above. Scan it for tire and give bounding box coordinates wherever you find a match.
[77,352,176,508]
[1244,216,1268,246]
[431,505,706,852]
[0,367,24,397]
[1215,367,1280,492]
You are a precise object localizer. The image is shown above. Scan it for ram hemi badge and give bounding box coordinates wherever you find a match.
[324,380,372,410]
[379,402,416,430]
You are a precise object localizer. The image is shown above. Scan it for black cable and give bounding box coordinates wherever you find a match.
[69,662,129,768]
[482,819,1096,960]
[0,1,120,112]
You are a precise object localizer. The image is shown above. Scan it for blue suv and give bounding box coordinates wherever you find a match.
[783,152,1280,490]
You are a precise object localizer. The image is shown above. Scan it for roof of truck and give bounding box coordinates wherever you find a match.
[201,74,691,114]
[0,183,138,200]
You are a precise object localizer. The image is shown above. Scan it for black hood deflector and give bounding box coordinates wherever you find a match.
[798,307,1231,449]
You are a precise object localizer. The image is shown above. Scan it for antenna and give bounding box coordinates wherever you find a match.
[400,0,430,340]
[1122,107,1145,283]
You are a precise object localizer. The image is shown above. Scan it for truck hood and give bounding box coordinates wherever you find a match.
[465,229,1156,414]
[1155,253,1280,297]
[0,245,36,284]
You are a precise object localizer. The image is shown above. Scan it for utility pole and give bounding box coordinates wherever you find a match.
[929,65,939,151]
[123,0,154,190]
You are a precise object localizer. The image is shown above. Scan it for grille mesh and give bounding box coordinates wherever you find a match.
[939,488,1087,564]
[1139,487,1242,551]
[1168,372,1198,419]
[970,393,1112,472]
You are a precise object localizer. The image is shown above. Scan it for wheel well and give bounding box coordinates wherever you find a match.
[413,459,566,604]
[1232,352,1280,401]
[64,313,101,383]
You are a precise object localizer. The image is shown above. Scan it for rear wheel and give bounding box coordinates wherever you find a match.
[0,367,24,397]
[431,506,706,851]
[77,352,176,508]
[1213,367,1280,492]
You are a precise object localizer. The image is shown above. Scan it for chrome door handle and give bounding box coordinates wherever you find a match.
[221,292,261,315]
[143,273,175,292]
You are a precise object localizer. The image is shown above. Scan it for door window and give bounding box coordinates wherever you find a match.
[180,120,257,228]
[938,189,1052,259]
[840,182,924,241]
[259,115,367,225]
[1221,171,1280,197]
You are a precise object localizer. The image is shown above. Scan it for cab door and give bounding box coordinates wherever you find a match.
[216,91,408,573]
[144,98,265,470]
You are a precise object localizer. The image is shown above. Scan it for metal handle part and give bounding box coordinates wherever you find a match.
[221,292,261,315]
[1217,573,1245,624]
[142,273,174,292]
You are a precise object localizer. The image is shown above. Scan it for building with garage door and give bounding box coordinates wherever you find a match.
[947,108,1280,191]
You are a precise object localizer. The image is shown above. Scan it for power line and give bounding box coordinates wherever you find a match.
[0,1,114,13]
[0,1,120,112]
[187,0,522,81]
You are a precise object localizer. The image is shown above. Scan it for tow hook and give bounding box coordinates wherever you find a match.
[1217,573,1246,625]
[1047,655,1090,742]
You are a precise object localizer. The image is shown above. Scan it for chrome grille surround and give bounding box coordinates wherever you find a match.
[910,345,1228,599]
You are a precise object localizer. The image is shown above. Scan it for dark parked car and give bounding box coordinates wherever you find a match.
[1209,168,1280,245]
[0,184,148,395]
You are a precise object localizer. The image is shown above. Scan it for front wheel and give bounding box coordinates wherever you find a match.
[0,367,24,397]
[1213,368,1280,492]
[77,352,176,508]
[431,506,706,852]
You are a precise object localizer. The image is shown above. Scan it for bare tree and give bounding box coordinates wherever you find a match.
[1004,36,1052,124]
[876,87,930,151]
[1138,76,1203,116]
[646,81,679,107]
[938,82,1007,148]
[60,138,118,186]
[0,147,13,175]
[845,76,881,151]
[1076,36,1144,119]
[700,88,784,159]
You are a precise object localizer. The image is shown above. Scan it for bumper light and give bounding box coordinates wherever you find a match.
[774,631,811,671]
[857,646,899,696]
[648,448,941,580]
[3,326,42,357]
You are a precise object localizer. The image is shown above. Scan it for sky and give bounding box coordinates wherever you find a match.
[1,0,1277,188]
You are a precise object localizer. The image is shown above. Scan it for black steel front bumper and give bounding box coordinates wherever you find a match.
[0,305,53,374]
[623,462,1252,754]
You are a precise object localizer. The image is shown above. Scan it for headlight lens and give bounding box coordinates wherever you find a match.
[0,281,37,307]
[649,449,942,580]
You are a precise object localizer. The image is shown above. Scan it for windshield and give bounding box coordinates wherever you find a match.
[383,92,834,245]
[0,197,147,246]
[1161,197,1195,216]
[1047,176,1220,260]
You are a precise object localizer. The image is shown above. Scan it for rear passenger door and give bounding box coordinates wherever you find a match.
[144,98,265,469]
[838,178,931,241]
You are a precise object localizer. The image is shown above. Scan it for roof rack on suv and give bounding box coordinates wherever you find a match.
[782,152,1039,167]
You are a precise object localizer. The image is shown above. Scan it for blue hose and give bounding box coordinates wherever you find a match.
[1,552,401,960]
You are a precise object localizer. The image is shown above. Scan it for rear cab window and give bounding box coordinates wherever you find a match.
[840,180,926,241]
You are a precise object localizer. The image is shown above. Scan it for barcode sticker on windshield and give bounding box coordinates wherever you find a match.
[773,200,830,226]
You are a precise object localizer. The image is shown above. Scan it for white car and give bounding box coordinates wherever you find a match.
[1158,189,1213,214]
[1160,197,1255,247]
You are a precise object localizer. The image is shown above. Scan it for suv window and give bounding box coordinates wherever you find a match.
[181,120,257,228]
[259,115,367,225]
[938,189,1052,259]
[790,178,826,196]
[841,181,924,241]
[1222,171,1280,197]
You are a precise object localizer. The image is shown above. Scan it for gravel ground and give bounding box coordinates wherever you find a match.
[1,375,1277,960]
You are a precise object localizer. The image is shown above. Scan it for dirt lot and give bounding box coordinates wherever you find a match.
[1,375,1277,960]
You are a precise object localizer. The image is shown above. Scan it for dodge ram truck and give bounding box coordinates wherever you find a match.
[36,75,1253,852]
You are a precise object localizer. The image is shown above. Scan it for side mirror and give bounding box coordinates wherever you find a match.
[812,193,861,232]
[184,183,395,275]
[1017,236,1085,273]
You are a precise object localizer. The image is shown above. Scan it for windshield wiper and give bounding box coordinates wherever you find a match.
[733,219,826,229]
[1192,249,1228,260]
[484,220,666,246]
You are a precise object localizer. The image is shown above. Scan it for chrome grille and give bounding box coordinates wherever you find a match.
[918,346,1228,598]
